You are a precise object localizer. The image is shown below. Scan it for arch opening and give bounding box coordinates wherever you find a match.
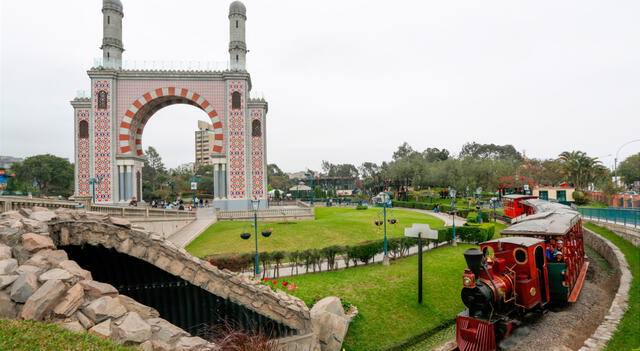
[60,243,297,339]
[119,88,223,157]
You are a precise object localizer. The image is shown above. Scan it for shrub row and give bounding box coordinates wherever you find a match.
[439,223,495,243]
[205,234,450,276]
[392,200,480,218]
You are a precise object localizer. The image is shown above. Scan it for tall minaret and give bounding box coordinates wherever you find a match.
[229,1,247,70]
[101,0,124,68]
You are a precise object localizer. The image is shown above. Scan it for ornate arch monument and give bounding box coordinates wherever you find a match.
[71,0,267,210]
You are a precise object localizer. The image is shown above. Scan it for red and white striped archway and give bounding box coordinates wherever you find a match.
[118,87,223,156]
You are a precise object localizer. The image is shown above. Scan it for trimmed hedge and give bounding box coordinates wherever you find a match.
[393,200,478,219]
[438,223,495,243]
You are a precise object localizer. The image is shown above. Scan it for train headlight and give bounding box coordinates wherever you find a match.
[530,287,536,296]
[462,269,476,288]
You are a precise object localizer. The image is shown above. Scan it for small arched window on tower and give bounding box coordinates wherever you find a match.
[108,16,110,24]
[231,91,241,109]
[236,20,238,28]
[236,55,239,62]
[252,119,262,137]
[97,91,108,109]
[79,120,89,139]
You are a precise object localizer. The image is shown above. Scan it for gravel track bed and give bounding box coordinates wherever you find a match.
[500,254,616,351]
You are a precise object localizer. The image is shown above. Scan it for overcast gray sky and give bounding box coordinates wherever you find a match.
[1,0,639,172]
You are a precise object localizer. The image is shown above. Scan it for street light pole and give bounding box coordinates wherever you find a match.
[89,175,104,204]
[614,139,640,179]
[450,188,457,247]
[381,192,391,265]
[251,198,260,276]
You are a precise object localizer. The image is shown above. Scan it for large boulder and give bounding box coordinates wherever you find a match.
[59,320,86,333]
[16,264,46,276]
[21,279,68,320]
[82,296,127,323]
[79,280,118,299]
[310,297,350,351]
[0,258,18,275]
[118,295,160,320]
[53,283,85,317]
[39,268,74,282]
[112,311,152,344]
[89,319,112,339]
[0,243,11,260]
[26,250,68,267]
[10,272,39,303]
[147,317,188,344]
[57,260,92,280]
[174,336,209,351]
[21,234,55,252]
[0,291,17,318]
[0,274,18,289]
[29,209,57,222]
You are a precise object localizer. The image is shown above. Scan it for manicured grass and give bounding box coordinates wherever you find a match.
[187,207,444,257]
[584,223,640,350]
[0,318,134,351]
[273,244,473,351]
[580,201,609,208]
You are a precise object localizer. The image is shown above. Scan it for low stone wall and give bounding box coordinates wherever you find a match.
[584,219,640,247]
[579,228,632,351]
[0,207,320,350]
[129,217,194,238]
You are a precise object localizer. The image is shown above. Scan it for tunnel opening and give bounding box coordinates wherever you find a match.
[61,244,297,339]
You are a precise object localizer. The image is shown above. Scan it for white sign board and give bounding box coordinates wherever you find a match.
[190,182,198,190]
[404,224,439,240]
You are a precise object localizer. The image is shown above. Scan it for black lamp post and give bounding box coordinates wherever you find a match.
[240,198,272,276]
[89,175,105,204]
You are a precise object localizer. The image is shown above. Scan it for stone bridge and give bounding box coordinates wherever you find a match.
[0,207,353,350]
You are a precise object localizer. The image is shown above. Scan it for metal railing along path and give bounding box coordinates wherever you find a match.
[578,207,639,228]
[0,196,196,219]
[216,207,314,220]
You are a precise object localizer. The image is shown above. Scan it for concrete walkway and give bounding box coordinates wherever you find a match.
[167,207,217,248]
[401,208,467,227]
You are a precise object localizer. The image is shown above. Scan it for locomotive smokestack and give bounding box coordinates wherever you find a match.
[464,248,484,277]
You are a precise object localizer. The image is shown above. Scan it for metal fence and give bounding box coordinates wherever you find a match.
[578,207,639,228]
[0,196,196,219]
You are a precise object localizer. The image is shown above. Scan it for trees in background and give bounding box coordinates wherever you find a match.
[267,164,293,191]
[321,161,359,178]
[9,154,74,196]
[374,142,617,196]
[617,153,640,186]
[459,142,523,161]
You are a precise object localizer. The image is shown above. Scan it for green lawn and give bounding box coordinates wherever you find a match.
[0,319,134,351]
[584,223,640,350]
[186,207,445,258]
[273,244,473,351]
[580,201,609,208]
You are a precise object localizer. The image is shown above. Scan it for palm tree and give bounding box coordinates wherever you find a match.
[558,151,606,189]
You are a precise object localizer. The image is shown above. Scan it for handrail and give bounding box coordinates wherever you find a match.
[0,196,196,219]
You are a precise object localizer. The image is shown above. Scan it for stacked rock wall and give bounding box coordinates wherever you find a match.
[579,228,632,351]
[0,207,317,350]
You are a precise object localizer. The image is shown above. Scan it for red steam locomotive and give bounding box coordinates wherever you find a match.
[454,200,588,351]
